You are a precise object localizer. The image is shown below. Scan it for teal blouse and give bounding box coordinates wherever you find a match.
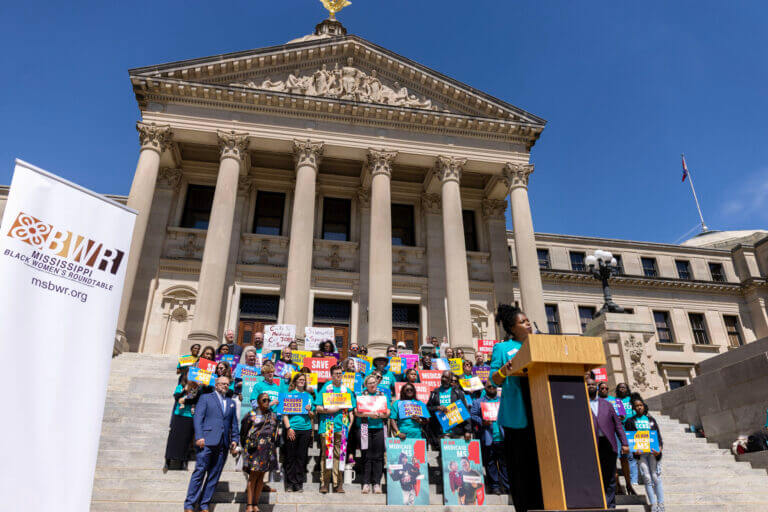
[489,339,528,429]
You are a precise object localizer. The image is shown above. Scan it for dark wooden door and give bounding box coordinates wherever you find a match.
[238,320,268,347]
[392,328,419,353]
[313,323,350,359]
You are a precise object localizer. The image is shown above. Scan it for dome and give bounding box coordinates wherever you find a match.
[681,229,768,249]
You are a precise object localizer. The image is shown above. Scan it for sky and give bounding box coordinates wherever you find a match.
[1,1,766,244]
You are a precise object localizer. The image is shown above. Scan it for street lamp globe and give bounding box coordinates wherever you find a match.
[587,249,624,315]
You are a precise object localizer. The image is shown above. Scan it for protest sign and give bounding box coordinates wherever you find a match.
[178,354,197,367]
[592,367,608,382]
[395,382,431,403]
[323,392,353,409]
[357,395,389,415]
[305,372,318,390]
[436,401,470,432]
[240,379,259,419]
[304,326,334,350]
[303,357,336,382]
[386,438,429,505]
[188,367,216,386]
[263,324,296,351]
[440,439,485,505]
[234,364,261,380]
[274,360,293,377]
[401,354,419,370]
[432,358,450,371]
[378,385,392,401]
[480,401,499,422]
[472,365,491,383]
[351,357,371,374]
[459,376,484,393]
[216,354,239,370]
[398,400,429,418]
[611,397,626,417]
[476,339,497,355]
[197,358,217,373]
[342,372,363,394]
[627,430,660,453]
[277,392,311,415]
[291,350,312,367]
[388,356,403,375]
[418,370,442,390]
[449,358,464,376]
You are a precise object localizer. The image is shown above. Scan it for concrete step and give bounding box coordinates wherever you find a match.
[90,504,520,512]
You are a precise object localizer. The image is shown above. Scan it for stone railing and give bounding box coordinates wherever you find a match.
[467,251,492,281]
[313,239,359,272]
[392,245,426,276]
[240,233,289,266]
[163,227,206,260]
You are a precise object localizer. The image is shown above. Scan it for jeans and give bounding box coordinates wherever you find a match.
[481,441,509,492]
[184,443,228,509]
[636,454,663,505]
[627,452,638,484]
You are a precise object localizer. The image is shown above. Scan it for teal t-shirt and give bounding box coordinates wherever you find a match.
[315,382,357,432]
[284,389,314,431]
[251,380,281,410]
[355,390,388,429]
[489,339,528,429]
[379,371,397,390]
[390,399,424,438]
[633,414,651,430]
[621,396,636,420]
[173,384,194,418]
[438,388,453,406]
[765,408,768,428]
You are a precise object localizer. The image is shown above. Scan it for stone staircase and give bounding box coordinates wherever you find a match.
[91,354,768,511]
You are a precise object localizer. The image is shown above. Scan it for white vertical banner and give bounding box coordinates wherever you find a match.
[0,160,136,511]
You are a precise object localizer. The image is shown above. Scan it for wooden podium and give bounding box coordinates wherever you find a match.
[505,334,621,512]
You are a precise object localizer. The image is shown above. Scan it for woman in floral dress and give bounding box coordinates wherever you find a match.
[240,392,279,512]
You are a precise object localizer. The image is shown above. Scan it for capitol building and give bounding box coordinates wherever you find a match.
[1,18,766,396]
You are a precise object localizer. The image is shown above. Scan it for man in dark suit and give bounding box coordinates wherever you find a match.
[587,377,629,509]
[184,375,240,512]
[223,329,243,356]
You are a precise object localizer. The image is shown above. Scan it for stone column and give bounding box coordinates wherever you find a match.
[367,149,397,354]
[115,122,171,353]
[436,156,474,353]
[221,176,253,331]
[357,188,371,346]
[187,131,249,343]
[282,140,324,335]
[506,163,547,332]
[483,198,516,306]
[422,193,447,338]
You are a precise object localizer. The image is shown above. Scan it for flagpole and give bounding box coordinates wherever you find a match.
[682,153,708,232]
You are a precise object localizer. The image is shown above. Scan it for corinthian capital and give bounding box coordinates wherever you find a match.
[157,167,183,190]
[503,162,534,190]
[421,193,442,214]
[367,148,398,178]
[217,130,250,162]
[292,139,324,169]
[238,175,254,196]
[136,122,171,153]
[482,198,508,220]
[435,156,467,184]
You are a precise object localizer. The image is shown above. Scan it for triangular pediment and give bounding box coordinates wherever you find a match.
[129,33,545,142]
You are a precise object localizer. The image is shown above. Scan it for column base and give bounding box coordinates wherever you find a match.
[187,330,220,344]
[113,330,129,357]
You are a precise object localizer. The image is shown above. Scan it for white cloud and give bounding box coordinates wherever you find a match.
[719,167,768,223]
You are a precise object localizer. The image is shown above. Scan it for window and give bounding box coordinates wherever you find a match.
[322,197,351,241]
[653,311,674,343]
[570,251,586,272]
[675,260,692,280]
[537,249,551,269]
[709,262,725,282]
[180,185,215,229]
[641,257,658,278]
[689,313,710,345]
[578,306,597,333]
[391,204,415,246]
[668,380,687,390]
[613,254,625,275]
[253,191,285,236]
[724,315,743,347]
[463,210,478,252]
[546,304,561,334]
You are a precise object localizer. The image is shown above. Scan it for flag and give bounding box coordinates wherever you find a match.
[681,155,688,182]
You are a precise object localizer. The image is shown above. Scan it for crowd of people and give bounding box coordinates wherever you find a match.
[166,305,665,512]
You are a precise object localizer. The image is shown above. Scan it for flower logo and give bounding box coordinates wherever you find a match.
[8,213,52,247]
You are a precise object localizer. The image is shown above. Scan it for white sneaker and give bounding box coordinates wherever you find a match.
[373,484,383,494]
[362,484,371,494]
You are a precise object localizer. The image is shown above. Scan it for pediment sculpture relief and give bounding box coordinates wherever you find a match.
[231,58,438,111]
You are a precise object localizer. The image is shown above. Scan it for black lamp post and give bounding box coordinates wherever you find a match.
[586,250,624,315]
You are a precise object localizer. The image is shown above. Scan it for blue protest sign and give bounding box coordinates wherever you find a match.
[398,400,429,419]
[436,401,470,432]
[276,392,311,415]
[627,430,660,453]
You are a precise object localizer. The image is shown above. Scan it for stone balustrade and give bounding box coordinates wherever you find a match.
[163,227,206,260]
[239,233,290,266]
[392,245,426,276]
[312,239,359,272]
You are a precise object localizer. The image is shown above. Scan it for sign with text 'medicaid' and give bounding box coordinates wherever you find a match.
[0,160,137,511]
[418,370,442,390]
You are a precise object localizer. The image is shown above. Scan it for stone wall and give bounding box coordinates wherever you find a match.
[646,337,768,448]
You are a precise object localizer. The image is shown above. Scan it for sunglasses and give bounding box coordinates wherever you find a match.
[259,397,270,403]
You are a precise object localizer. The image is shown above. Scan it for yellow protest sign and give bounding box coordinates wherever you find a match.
[449,358,463,376]
[291,350,312,366]
[178,354,197,367]
[323,392,353,409]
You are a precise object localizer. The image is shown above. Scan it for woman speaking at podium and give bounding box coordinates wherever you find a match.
[490,304,544,512]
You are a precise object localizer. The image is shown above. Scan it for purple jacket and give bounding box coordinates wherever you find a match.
[591,398,628,454]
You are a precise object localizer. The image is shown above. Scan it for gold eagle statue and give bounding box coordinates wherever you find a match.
[319,0,351,19]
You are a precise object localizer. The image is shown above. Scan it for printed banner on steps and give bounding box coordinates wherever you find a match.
[386,438,429,505]
[0,160,137,511]
[440,439,486,505]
